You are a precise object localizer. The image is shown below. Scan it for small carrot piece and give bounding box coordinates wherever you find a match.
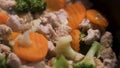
[46,0,66,11]
[64,3,86,29]
[0,12,9,24]
[13,32,48,62]
[70,29,80,52]
[87,9,108,27]
[9,32,20,40]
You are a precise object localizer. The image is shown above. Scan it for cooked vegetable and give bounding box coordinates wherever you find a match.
[70,29,80,52]
[55,35,80,59]
[13,32,48,62]
[9,32,20,40]
[15,0,29,12]
[46,0,66,11]
[0,12,9,24]
[29,0,46,12]
[0,54,6,68]
[52,55,69,68]
[15,0,46,13]
[65,3,86,29]
[87,9,108,27]
[73,41,102,68]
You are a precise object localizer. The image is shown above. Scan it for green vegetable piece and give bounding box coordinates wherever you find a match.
[29,0,46,12]
[0,54,6,68]
[55,35,77,59]
[15,0,29,12]
[15,0,46,13]
[52,55,69,68]
[73,41,102,68]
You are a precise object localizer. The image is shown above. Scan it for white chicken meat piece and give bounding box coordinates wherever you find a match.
[82,28,101,45]
[0,0,16,10]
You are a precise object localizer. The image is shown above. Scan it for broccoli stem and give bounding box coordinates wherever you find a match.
[52,55,69,68]
[86,41,100,58]
[73,41,102,68]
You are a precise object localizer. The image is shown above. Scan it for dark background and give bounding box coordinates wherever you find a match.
[90,0,120,67]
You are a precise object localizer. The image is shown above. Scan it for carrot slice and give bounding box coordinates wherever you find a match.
[9,32,20,40]
[70,29,80,52]
[0,12,9,24]
[64,3,86,29]
[13,32,48,62]
[87,9,108,27]
[46,0,66,11]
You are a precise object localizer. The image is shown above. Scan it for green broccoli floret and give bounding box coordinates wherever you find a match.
[29,0,46,12]
[0,54,6,68]
[73,41,102,68]
[15,0,29,12]
[55,35,78,59]
[52,55,69,68]
[15,0,46,13]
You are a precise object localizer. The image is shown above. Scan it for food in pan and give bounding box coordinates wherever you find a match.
[0,0,117,68]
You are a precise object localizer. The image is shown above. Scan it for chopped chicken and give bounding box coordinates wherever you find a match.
[0,25,12,40]
[7,53,22,68]
[0,0,16,10]
[101,47,117,68]
[82,29,101,45]
[55,25,71,37]
[0,44,11,54]
[7,15,32,32]
[79,19,92,32]
[74,53,84,61]
[95,58,104,68]
[39,9,71,43]
[100,32,113,47]
[40,9,68,27]
[47,41,56,59]
[21,12,33,23]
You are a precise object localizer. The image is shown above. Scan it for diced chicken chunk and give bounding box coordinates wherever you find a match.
[0,44,11,53]
[55,25,71,37]
[7,15,32,32]
[95,58,104,68]
[7,53,22,68]
[101,47,117,68]
[0,25,12,40]
[82,29,101,45]
[100,32,113,47]
[79,19,92,32]
[0,0,16,10]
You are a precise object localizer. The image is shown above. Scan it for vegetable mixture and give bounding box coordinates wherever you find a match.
[0,0,117,68]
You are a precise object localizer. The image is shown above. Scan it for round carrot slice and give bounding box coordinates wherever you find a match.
[64,3,86,29]
[13,32,48,62]
[70,29,81,52]
[87,9,108,27]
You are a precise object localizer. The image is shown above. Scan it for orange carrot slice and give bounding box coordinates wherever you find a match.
[65,3,86,29]
[70,29,80,52]
[13,32,48,62]
[87,9,108,27]
[0,12,9,24]
[46,0,66,11]
[9,32,20,40]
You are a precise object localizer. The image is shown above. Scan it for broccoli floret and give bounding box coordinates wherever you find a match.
[15,0,46,13]
[52,55,69,68]
[55,35,77,59]
[0,54,6,68]
[15,0,29,12]
[29,0,46,13]
[73,41,102,68]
